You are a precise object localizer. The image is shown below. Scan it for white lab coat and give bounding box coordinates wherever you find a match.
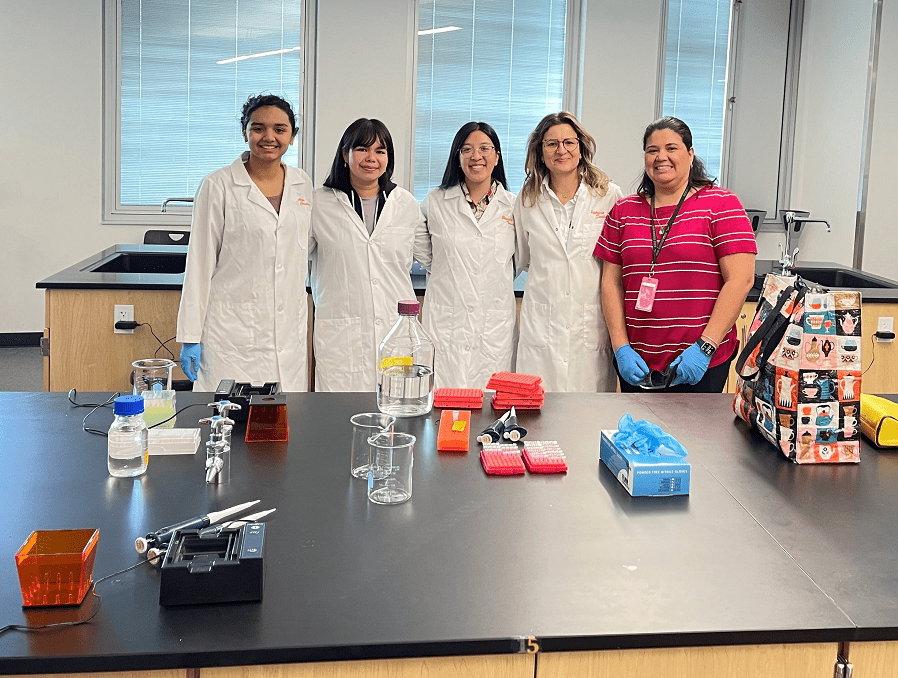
[176,153,313,392]
[418,184,517,389]
[513,181,623,392]
[310,185,429,391]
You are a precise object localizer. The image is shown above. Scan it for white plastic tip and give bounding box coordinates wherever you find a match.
[135,536,149,553]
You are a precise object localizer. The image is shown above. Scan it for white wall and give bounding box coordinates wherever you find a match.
[788,0,873,267]
[1,0,896,335]
[862,0,898,281]
[0,0,146,335]
[579,0,664,194]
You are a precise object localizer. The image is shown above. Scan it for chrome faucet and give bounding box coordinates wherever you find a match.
[779,210,832,275]
[161,197,194,213]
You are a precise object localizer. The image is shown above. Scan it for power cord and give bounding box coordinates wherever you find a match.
[0,556,154,636]
[68,389,208,435]
[113,321,176,361]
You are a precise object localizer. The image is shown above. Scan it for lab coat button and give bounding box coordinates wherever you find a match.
[373,279,379,285]
[278,306,284,312]
[278,347,283,353]
[376,319,382,326]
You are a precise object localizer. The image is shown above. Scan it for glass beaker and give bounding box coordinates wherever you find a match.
[132,358,175,394]
[349,413,395,479]
[367,430,415,505]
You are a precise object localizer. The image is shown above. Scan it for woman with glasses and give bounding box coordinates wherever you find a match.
[310,118,429,391]
[416,122,516,389]
[513,112,622,392]
[594,116,756,393]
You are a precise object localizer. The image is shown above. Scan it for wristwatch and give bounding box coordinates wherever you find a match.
[697,339,717,358]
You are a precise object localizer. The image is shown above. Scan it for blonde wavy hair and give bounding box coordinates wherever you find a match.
[520,111,611,208]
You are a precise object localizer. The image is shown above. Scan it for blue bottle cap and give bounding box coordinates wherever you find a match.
[114,394,145,416]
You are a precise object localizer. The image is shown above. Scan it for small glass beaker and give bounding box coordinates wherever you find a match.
[349,413,395,479]
[132,358,175,394]
[367,430,415,505]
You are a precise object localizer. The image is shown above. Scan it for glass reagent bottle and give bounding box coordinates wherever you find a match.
[377,300,435,417]
[108,395,149,477]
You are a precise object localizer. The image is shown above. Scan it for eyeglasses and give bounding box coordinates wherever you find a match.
[459,145,496,157]
[638,365,677,390]
[543,138,579,152]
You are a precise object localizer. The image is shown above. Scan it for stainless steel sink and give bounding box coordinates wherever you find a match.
[87,252,186,274]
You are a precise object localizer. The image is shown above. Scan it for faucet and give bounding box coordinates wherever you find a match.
[778,210,832,275]
[161,197,194,213]
[199,400,241,484]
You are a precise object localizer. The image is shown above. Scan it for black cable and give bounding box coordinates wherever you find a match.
[136,323,176,361]
[0,557,153,636]
[862,333,876,375]
[68,389,120,436]
[155,336,177,360]
[147,402,208,429]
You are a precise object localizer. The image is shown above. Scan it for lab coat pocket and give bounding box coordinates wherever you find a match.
[376,226,412,264]
[520,301,550,349]
[204,301,257,356]
[313,316,365,380]
[581,303,606,351]
[575,224,602,259]
[493,225,516,265]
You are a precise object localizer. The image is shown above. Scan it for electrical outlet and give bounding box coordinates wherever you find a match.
[114,304,134,334]
[877,316,894,342]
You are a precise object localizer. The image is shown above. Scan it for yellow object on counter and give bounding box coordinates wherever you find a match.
[860,394,898,448]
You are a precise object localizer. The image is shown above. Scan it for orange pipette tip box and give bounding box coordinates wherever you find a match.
[245,394,289,442]
[437,409,471,452]
[15,529,100,607]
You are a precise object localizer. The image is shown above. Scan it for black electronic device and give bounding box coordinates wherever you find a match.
[159,523,265,606]
[214,380,281,422]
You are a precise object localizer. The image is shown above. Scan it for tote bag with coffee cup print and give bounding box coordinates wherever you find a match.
[732,273,861,464]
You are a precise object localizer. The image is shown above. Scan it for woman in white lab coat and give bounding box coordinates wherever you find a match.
[310,118,429,391]
[418,122,516,389]
[513,111,623,392]
[177,94,313,393]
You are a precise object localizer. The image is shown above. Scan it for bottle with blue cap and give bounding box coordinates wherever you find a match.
[108,395,149,477]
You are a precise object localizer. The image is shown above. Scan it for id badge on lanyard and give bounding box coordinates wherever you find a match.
[636,185,690,313]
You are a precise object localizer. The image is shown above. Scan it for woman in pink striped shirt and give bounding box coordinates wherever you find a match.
[594,117,756,393]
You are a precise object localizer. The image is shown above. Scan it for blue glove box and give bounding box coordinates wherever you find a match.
[600,430,691,497]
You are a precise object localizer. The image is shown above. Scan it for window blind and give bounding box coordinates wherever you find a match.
[415,0,568,199]
[119,0,302,206]
[662,0,732,181]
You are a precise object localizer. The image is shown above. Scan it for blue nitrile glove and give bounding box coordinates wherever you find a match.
[180,343,202,382]
[614,344,650,386]
[670,342,711,386]
[612,413,688,458]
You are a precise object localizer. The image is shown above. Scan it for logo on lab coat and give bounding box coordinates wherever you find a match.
[297,198,311,207]
[591,210,606,220]
[501,215,515,227]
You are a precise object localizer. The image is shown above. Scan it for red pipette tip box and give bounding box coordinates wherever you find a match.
[486,372,543,395]
[434,388,484,409]
[522,441,568,474]
[480,443,526,475]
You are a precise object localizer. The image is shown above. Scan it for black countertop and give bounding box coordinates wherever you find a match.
[36,245,898,303]
[5,391,895,673]
[34,244,526,296]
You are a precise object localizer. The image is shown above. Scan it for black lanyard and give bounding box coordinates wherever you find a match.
[648,184,690,276]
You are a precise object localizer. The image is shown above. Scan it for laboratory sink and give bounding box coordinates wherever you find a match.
[87,252,186,274]
[752,263,898,291]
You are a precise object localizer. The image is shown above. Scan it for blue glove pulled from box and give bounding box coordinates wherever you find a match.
[611,414,687,458]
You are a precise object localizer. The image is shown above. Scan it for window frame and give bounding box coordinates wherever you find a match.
[102,0,316,225]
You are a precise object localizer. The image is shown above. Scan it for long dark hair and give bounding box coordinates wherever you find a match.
[438,122,508,191]
[637,116,715,197]
[323,118,395,195]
